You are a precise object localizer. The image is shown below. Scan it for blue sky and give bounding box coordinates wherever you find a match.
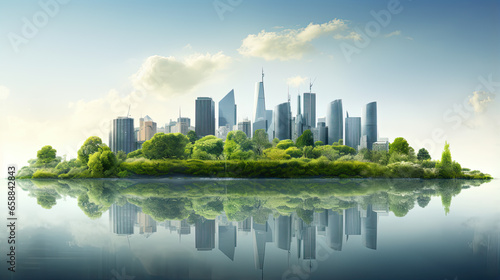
[1,0,499,176]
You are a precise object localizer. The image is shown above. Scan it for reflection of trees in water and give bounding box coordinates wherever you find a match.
[17,179,490,220]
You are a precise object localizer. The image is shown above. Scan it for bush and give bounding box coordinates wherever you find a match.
[32,170,58,179]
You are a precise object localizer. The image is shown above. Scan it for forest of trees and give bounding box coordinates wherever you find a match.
[17,130,491,179]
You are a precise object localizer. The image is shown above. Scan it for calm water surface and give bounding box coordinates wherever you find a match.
[1,178,499,280]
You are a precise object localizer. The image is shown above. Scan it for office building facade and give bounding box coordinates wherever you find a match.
[362,102,378,150]
[218,89,237,129]
[303,92,316,129]
[110,117,135,154]
[345,112,361,151]
[274,102,292,140]
[326,99,343,145]
[195,97,215,137]
[139,115,157,141]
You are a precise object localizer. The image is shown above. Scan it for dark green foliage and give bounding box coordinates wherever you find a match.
[77,193,106,219]
[32,170,58,178]
[314,141,324,146]
[187,130,198,144]
[252,129,272,155]
[78,136,103,165]
[87,146,119,177]
[332,145,356,156]
[417,195,431,208]
[296,129,314,148]
[127,149,144,159]
[417,148,431,161]
[142,133,189,160]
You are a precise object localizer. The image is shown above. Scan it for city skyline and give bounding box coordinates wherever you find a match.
[1,0,499,177]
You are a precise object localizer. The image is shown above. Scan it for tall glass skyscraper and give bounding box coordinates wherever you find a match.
[274,101,292,140]
[195,97,215,137]
[303,92,316,129]
[345,112,361,151]
[110,117,135,154]
[253,71,267,136]
[218,89,236,129]
[326,99,343,145]
[362,102,377,150]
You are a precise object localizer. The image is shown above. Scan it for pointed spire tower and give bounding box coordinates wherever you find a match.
[252,68,267,136]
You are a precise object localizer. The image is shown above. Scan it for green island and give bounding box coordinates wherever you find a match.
[18,129,491,180]
[17,178,489,220]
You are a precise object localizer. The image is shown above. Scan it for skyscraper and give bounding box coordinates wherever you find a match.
[219,89,237,129]
[139,115,157,141]
[109,203,138,235]
[195,97,215,137]
[253,70,267,136]
[362,102,378,150]
[195,219,215,251]
[274,101,292,140]
[345,112,361,151]
[327,210,343,251]
[294,94,304,141]
[110,117,135,154]
[303,92,316,129]
[362,204,378,250]
[326,99,343,145]
[237,119,251,137]
[175,117,191,135]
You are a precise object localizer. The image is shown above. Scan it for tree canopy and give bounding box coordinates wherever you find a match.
[417,148,431,161]
[296,129,314,148]
[78,136,104,165]
[389,137,410,155]
[252,129,272,155]
[142,133,189,160]
[37,145,57,165]
[192,135,224,160]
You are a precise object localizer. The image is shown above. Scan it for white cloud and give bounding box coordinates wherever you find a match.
[384,30,401,38]
[468,91,495,113]
[238,19,350,61]
[333,31,362,41]
[0,85,10,100]
[287,75,308,87]
[131,52,231,98]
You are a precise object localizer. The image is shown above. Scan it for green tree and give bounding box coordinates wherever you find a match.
[192,135,224,160]
[314,141,324,146]
[37,145,57,165]
[252,129,272,155]
[285,147,302,158]
[263,148,291,160]
[187,130,198,144]
[417,148,431,161]
[87,145,119,177]
[276,139,295,150]
[116,150,127,162]
[36,192,59,209]
[224,131,254,160]
[127,149,144,159]
[78,136,104,165]
[436,142,461,178]
[332,145,356,156]
[389,137,410,155]
[296,129,314,148]
[142,133,189,159]
[272,138,279,147]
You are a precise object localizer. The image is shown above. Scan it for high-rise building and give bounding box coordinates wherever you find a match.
[275,215,292,251]
[219,89,237,129]
[109,203,138,235]
[362,204,378,250]
[195,219,215,251]
[139,115,157,141]
[110,117,135,154]
[175,117,191,135]
[274,101,292,140]
[313,121,328,144]
[362,102,378,150]
[326,99,343,145]
[218,225,237,261]
[253,70,267,136]
[237,119,251,137]
[136,212,157,235]
[327,210,343,251]
[345,207,361,236]
[195,97,215,138]
[345,112,361,151]
[266,110,273,131]
[303,92,316,129]
[294,95,304,141]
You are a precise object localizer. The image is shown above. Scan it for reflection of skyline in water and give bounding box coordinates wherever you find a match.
[109,201,388,268]
[7,178,499,279]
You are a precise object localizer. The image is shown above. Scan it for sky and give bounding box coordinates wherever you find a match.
[0,0,499,176]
